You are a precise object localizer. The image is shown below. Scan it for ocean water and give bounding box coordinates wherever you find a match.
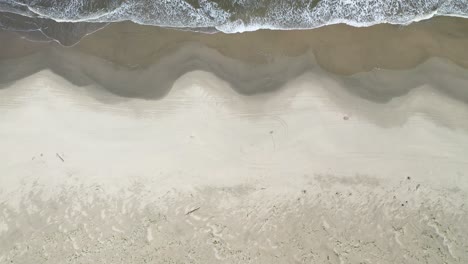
[1,0,468,45]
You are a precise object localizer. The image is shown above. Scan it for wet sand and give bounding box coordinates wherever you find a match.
[0,17,468,263]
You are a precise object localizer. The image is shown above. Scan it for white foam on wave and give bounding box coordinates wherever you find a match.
[1,0,468,34]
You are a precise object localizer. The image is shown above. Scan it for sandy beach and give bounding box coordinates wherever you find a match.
[1,16,468,263]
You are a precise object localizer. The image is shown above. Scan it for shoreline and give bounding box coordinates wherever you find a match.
[2,16,468,73]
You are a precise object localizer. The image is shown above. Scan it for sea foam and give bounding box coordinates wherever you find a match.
[1,0,468,45]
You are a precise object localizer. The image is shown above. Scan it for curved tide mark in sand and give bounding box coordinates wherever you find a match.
[0,64,468,195]
[1,43,468,131]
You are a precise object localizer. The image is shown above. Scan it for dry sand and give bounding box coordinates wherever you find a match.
[0,18,468,263]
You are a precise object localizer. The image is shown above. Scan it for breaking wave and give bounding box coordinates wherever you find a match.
[1,0,468,45]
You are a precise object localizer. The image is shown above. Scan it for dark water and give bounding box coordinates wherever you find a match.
[1,0,468,45]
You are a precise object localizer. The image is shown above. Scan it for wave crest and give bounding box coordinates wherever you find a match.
[1,0,467,45]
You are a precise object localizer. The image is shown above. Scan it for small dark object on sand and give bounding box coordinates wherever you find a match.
[56,153,64,162]
[186,207,200,215]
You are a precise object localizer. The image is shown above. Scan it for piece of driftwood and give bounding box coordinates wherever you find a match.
[56,153,64,162]
[185,207,200,215]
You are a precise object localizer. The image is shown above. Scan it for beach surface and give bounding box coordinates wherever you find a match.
[1,17,468,263]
